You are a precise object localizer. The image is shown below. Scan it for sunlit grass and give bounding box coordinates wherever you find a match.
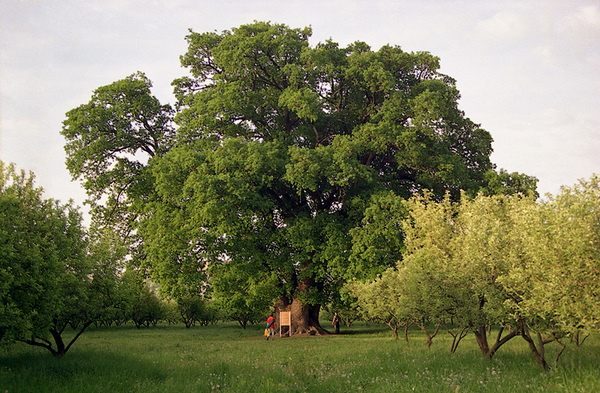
[1,322,598,392]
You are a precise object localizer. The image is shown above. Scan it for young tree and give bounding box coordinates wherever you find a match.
[142,21,497,334]
[394,187,599,368]
[130,281,167,328]
[0,162,65,345]
[377,193,472,349]
[505,175,600,368]
[392,192,530,357]
[0,162,96,356]
[87,228,129,327]
[210,264,278,329]
[530,175,600,336]
[452,193,531,358]
[350,269,412,341]
[177,295,207,328]
[326,285,362,328]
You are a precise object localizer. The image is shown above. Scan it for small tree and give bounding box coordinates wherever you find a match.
[109,268,140,326]
[326,285,362,328]
[0,162,56,345]
[401,188,600,368]
[211,263,278,329]
[367,192,526,355]
[450,193,528,358]
[0,162,104,356]
[503,175,600,368]
[131,282,167,328]
[87,228,129,327]
[177,295,207,328]
[350,269,412,341]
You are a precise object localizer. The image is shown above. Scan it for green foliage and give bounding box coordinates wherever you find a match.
[352,175,600,368]
[0,162,64,344]
[140,22,500,331]
[481,168,539,198]
[0,161,95,356]
[61,72,175,260]
[211,263,279,329]
[0,162,160,355]
[349,191,407,279]
[177,296,219,328]
[87,229,130,327]
[62,22,535,334]
[384,191,542,356]
[350,269,411,339]
[324,285,362,328]
[130,281,167,329]
[515,175,600,335]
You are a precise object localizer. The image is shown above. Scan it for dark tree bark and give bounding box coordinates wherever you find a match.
[274,276,328,335]
[474,324,519,359]
[24,320,94,357]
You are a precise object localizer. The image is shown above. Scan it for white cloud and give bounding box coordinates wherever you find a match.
[561,4,600,31]
[475,9,531,42]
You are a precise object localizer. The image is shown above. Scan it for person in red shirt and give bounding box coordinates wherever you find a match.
[266,313,276,340]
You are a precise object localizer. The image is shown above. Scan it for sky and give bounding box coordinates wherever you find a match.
[1,0,599,220]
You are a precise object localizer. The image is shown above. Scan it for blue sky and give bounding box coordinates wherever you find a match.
[1,0,599,218]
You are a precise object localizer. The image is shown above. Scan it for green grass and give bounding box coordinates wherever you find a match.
[1,322,598,392]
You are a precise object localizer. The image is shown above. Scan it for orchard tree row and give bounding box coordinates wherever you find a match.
[350,176,600,369]
[1,161,113,356]
[2,157,597,364]
[0,161,265,356]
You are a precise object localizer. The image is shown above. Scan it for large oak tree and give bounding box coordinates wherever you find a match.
[63,22,527,334]
[144,22,498,334]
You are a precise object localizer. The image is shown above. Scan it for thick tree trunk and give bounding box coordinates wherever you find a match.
[275,297,327,335]
[50,328,66,356]
[275,273,328,336]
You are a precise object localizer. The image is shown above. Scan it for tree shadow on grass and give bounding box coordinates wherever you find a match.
[336,323,389,336]
[0,346,168,393]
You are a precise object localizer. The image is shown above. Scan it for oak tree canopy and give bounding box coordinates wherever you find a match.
[62,22,534,334]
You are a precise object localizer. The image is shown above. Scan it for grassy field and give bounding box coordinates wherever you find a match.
[1,322,598,392]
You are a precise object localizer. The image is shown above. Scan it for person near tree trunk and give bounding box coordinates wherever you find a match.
[332,311,340,334]
[266,313,276,340]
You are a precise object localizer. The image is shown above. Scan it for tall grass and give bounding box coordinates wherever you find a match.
[1,322,598,392]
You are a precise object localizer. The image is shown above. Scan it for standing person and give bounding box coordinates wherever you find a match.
[266,313,276,340]
[332,311,340,334]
